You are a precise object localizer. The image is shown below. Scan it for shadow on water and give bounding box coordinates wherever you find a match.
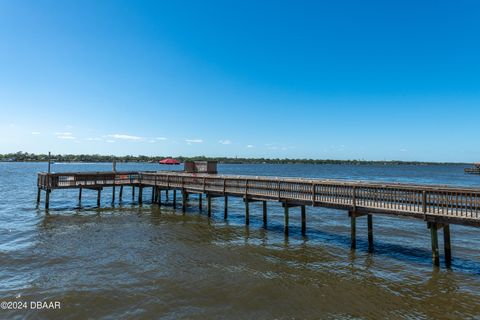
[37,204,480,276]
[252,219,480,275]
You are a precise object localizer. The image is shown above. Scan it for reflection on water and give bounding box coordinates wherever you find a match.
[0,162,480,319]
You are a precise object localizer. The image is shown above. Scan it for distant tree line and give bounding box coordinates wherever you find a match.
[0,151,463,165]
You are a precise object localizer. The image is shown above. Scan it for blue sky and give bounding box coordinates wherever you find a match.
[0,0,479,161]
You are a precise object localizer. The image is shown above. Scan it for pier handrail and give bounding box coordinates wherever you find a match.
[139,171,480,224]
[37,171,480,225]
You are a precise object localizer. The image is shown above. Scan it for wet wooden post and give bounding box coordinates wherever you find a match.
[112,161,116,205]
[368,214,374,252]
[224,196,228,219]
[112,186,116,204]
[78,187,83,204]
[45,189,50,210]
[97,189,101,207]
[173,190,177,207]
[138,186,143,205]
[351,216,356,250]
[158,188,162,205]
[429,222,440,267]
[47,151,51,174]
[444,224,452,267]
[36,188,41,204]
[284,203,289,235]
[166,190,169,202]
[119,186,123,202]
[151,187,155,203]
[132,186,135,201]
[182,191,187,212]
[245,197,250,225]
[301,205,306,236]
[262,201,267,228]
[207,194,212,217]
[199,194,203,211]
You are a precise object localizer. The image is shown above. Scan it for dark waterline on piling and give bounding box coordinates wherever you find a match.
[1,162,480,318]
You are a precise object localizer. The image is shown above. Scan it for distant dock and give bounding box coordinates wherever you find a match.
[465,163,480,174]
[37,170,480,268]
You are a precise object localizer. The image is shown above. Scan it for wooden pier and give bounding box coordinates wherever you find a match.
[465,163,480,175]
[37,170,480,267]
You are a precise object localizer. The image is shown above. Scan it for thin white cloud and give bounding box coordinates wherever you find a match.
[185,139,203,143]
[107,134,142,141]
[265,143,295,151]
[86,137,102,141]
[55,131,75,140]
[31,132,41,135]
[246,145,254,148]
[105,140,115,143]
[155,137,168,141]
[219,139,232,145]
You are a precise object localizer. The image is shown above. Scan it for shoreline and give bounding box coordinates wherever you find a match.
[0,160,469,166]
[0,152,470,166]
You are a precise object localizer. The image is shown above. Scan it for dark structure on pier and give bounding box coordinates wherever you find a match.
[37,170,480,268]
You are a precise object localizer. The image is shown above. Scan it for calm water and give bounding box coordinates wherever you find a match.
[1,162,480,319]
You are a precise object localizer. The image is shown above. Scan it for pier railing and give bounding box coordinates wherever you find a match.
[38,171,480,223]
[140,172,480,222]
[37,171,141,188]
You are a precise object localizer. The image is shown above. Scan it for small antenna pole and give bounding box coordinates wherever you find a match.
[48,151,51,173]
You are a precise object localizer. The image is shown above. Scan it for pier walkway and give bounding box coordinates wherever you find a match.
[37,171,480,267]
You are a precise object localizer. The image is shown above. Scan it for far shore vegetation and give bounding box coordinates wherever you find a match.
[0,151,467,166]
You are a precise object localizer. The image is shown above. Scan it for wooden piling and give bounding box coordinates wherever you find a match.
[182,191,187,212]
[97,189,101,207]
[368,214,373,252]
[173,190,176,207]
[132,186,135,200]
[138,186,143,205]
[444,224,452,267]
[245,197,250,225]
[151,187,155,203]
[45,189,50,210]
[78,187,82,204]
[119,186,123,202]
[199,194,203,211]
[429,222,440,267]
[166,190,169,202]
[112,186,116,204]
[262,201,267,228]
[224,195,228,219]
[36,188,41,204]
[207,194,212,217]
[158,188,162,205]
[351,216,356,250]
[301,205,306,236]
[284,204,289,235]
